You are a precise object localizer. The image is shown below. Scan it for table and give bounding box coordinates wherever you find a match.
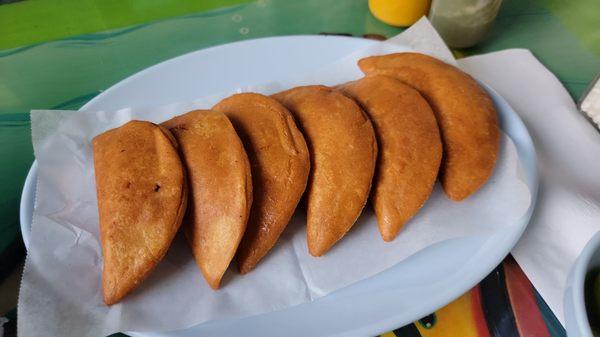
[1,0,598,336]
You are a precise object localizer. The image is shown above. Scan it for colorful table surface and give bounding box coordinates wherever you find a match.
[1,0,599,336]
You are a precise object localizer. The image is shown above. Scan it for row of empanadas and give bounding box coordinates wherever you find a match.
[93,52,499,305]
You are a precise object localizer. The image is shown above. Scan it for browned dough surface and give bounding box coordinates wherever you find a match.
[93,120,187,305]
[358,52,500,201]
[273,85,377,256]
[213,93,310,273]
[163,110,252,289]
[339,75,442,241]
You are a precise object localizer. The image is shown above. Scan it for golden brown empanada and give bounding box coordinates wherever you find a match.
[213,93,310,273]
[163,110,252,289]
[273,85,377,256]
[358,52,500,201]
[339,75,442,241]
[93,120,187,305]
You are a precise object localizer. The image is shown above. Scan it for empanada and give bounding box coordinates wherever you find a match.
[358,52,500,201]
[213,93,310,273]
[93,120,187,305]
[273,85,377,256]
[163,110,252,289]
[339,75,442,241]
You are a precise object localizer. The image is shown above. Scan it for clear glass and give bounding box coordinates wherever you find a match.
[428,0,502,49]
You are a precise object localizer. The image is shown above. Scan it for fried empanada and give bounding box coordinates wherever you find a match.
[339,75,442,241]
[358,52,500,201]
[273,85,377,256]
[163,110,252,289]
[213,93,310,274]
[93,120,187,305]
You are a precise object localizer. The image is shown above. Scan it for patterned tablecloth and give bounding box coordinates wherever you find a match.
[1,0,599,336]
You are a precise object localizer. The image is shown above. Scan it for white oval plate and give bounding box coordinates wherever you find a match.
[20,35,538,337]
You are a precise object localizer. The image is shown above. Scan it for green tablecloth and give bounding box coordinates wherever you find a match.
[1,0,599,335]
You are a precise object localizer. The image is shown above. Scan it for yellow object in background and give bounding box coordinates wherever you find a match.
[415,290,480,337]
[369,0,431,27]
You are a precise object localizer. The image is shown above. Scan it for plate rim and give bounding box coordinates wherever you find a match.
[19,35,538,337]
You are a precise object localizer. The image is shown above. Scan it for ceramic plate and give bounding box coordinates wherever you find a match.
[20,35,538,337]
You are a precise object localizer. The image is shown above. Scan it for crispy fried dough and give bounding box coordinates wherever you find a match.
[273,85,378,256]
[212,93,310,273]
[93,120,187,305]
[339,75,442,241]
[358,53,500,201]
[163,110,252,289]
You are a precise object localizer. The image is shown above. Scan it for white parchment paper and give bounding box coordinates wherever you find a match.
[458,49,600,324]
[18,19,531,337]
